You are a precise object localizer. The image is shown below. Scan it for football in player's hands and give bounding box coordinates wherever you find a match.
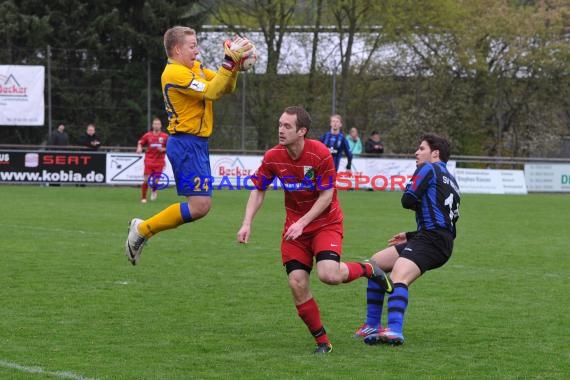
[224,37,252,61]
[238,44,257,71]
[224,37,257,71]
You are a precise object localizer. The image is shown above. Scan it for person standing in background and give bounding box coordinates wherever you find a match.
[136,117,169,203]
[346,127,363,156]
[49,124,70,146]
[319,114,352,171]
[78,123,101,150]
[364,131,384,155]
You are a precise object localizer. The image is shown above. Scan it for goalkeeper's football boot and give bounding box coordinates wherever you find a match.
[366,260,394,294]
[314,343,333,354]
[353,323,384,338]
[125,218,147,265]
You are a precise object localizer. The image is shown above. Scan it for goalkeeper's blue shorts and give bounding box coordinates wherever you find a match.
[166,133,212,197]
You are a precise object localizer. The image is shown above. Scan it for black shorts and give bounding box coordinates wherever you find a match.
[395,229,454,274]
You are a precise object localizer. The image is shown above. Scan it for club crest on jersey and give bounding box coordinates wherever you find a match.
[304,166,315,180]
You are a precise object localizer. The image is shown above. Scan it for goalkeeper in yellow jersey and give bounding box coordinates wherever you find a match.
[125,26,254,264]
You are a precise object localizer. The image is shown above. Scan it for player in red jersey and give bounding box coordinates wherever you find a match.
[136,117,169,203]
[237,106,392,354]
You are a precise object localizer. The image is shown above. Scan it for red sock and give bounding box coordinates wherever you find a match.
[344,262,369,283]
[296,298,329,345]
[141,181,148,199]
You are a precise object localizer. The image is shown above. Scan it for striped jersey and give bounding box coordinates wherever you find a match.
[403,161,460,237]
[319,131,352,171]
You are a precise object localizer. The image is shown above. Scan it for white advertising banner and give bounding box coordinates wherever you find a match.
[105,153,262,187]
[210,155,263,189]
[499,170,528,194]
[0,65,45,126]
[525,163,570,192]
[455,168,527,194]
[106,153,174,185]
[455,169,503,194]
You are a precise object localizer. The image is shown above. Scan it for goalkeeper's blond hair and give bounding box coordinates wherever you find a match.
[163,26,196,58]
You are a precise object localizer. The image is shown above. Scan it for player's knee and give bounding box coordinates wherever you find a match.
[288,276,309,297]
[287,276,302,290]
[193,206,211,219]
[188,198,212,219]
[317,270,342,285]
[315,251,342,284]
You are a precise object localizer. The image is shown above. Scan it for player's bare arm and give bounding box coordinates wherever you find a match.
[283,188,334,241]
[237,189,266,244]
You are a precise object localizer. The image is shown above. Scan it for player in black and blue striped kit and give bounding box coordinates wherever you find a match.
[319,114,352,172]
[354,133,460,345]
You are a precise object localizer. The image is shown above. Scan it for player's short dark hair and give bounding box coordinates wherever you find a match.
[284,106,312,135]
[421,133,451,163]
[164,26,196,58]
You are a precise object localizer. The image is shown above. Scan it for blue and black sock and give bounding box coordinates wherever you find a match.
[387,283,409,333]
[365,279,385,327]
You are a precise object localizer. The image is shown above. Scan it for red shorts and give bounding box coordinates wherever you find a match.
[280,222,343,268]
[144,162,165,176]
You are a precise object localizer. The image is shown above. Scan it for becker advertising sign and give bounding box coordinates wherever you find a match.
[0,65,45,126]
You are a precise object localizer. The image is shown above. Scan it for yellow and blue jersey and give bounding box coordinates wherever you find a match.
[161,59,238,137]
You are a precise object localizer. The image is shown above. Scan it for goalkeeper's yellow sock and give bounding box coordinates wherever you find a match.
[138,202,192,238]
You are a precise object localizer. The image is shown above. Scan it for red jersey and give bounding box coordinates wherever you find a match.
[252,139,343,233]
[138,131,169,164]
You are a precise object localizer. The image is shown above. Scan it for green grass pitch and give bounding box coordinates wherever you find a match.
[0,185,568,379]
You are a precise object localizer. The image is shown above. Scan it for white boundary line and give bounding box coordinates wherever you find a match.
[0,359,98,380]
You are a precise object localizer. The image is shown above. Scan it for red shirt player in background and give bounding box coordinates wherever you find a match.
[236,106,392,354]
[136,117,169,203]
